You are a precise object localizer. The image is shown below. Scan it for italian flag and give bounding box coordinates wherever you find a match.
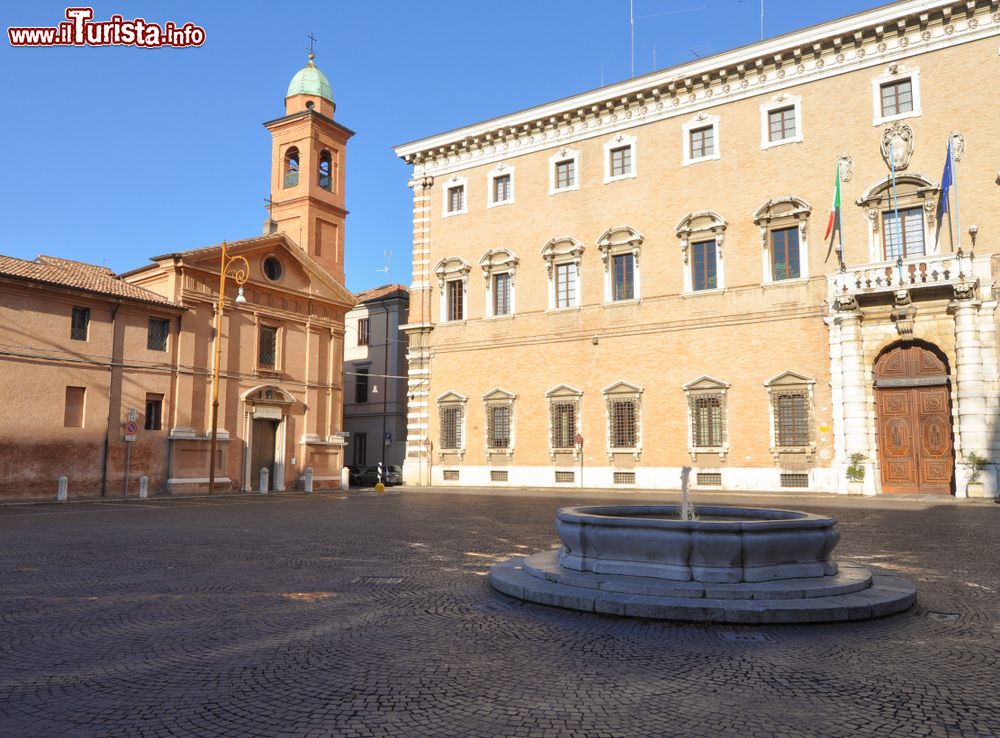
[823,162,841,242]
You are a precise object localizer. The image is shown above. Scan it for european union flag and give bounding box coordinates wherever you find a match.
[938,138,953,220]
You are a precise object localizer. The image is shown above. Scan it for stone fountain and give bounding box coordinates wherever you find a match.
[489,469,915,623]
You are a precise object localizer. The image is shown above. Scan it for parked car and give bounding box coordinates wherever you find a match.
[383,465,403,486]
[349,465,379,487]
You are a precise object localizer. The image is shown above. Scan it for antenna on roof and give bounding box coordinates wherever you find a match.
[760,0,765,40]
[629,0,635,78]
[376,250,391,274]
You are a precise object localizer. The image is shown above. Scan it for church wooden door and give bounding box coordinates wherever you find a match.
[250,419,277,489]
[875,344,953,494]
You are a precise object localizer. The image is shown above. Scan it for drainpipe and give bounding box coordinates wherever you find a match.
[100,300,123,497]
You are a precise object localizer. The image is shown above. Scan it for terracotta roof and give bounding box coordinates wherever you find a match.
[147,233,280,263]
[0,254,180,307]
[355,283,409,303]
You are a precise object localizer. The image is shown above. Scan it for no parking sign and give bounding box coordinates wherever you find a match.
[124,421,137,442]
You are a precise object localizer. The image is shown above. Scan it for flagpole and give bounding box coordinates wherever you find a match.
[837,164,845,271]
[950,136,962,253]
[889,143,903,284]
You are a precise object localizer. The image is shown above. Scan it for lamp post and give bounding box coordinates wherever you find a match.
[208,241,249,495]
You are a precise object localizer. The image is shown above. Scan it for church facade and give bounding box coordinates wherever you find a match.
[0,53,355,500]
[395,0,1000,498]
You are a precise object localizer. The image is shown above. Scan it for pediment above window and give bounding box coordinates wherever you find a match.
[676,211,727,239]
[482,387,516,403]
[433,256,471,289]
[436,390,468,405]
[545,384,583,399]
[856,173,937,208]
[540,236,584,262]
[597,226,644,264]
[753,197,812,226]
[602,380,643,397]
[682,375,730,392]
[242,384,296,405]
[479,248,519,279]
[764,371,816,388]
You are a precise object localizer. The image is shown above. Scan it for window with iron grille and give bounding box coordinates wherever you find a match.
[440,406,463,449]
[608,398,639,448]
[610,146,631,177]
[486,404,511,449]
[613,471,636,485]
[550,401,577,449]
[147,318,169,351]
[697,472,722,486]
[555,263,575,308]
[882,207,925,259]
[880,79,913,117]
[446,279,464,321]
[442,469,460,481]
[781,473,809,488]
[691,393,723,447]
[689,125,714,159]
[355,368,369,404]
[258,326,277,369]
[144,393,163,431]
[612,253,634,301]
[493,272,511,316]
[555,159,575,189]
[768,106,796,142]
[490,470,508,482]
[774,391,809,447]
[771,227,800,280]
[555,470,575,483]
[357,318,370,346]
[70,306,89,341]
[493,174,511,203]
[691,240,717,291]
[447,185,465,213]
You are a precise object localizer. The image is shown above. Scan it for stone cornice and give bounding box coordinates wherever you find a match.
[395,0,999,177]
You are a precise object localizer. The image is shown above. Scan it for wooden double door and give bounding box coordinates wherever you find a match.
[875,344,954,494]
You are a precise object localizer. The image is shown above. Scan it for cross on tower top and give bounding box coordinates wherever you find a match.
[264,195,275,220]
[305,32,318,59]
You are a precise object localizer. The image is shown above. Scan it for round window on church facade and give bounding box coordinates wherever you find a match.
[263,256,284,282]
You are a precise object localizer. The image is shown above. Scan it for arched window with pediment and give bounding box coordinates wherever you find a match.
[597,226,643,302]
[676,212,726,292]
[479,248,519,317]
[856,174,939,262]
[753,197,812,283]
[540,237,584,309]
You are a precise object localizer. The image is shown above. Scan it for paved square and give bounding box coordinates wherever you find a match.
[1,490,998,737]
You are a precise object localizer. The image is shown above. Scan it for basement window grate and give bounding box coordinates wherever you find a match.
[697,472,722,486]
[780,473,809,488]
[490,470,508,482]
[613,471,636,485]
[442,469,460,481]
[555,471,575,483]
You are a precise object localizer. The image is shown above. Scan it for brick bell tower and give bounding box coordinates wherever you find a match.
[263,51,353,284]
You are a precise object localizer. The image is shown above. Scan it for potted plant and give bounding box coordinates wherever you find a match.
[846,452,866,494]
[965,451,987,497]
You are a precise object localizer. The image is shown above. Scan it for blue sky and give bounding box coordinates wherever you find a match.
[1,0,883,293]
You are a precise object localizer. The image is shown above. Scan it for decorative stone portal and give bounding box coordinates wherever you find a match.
[242,385,295,492]
[874,342,954,494]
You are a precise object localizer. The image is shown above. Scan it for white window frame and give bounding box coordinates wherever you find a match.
[753,197,812,285]
[871,65,922,127]
[682,113,720,166]
[482,388,516,458]
[545,384,583,461]
[436,391,467,459]
[676,211,726,293]
[759,93,803,150]
[856,174,939,263]
[433,256,471,323]
[597,225,643,303]
[442,174,468,218]
[548,147,580,195]
[479,248,519,318]
[603,133,637,184]
[603,381,642,460]
[487,163,515,208]
[682,375,730,462]
[541,236,584,310]
[764,371,816,463]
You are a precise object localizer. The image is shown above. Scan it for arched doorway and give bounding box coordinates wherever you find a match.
[874,342,954,494]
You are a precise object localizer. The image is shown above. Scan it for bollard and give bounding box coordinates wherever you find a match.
[303,466,314,494]
[139,476,148,499]
[259,467,270,494]
[57,476,68,502]
[340,465,350,491]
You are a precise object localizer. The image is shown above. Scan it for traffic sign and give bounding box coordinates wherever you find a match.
[125,421,138,435]
[575,433,584,447]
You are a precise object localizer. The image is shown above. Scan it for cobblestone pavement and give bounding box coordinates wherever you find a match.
[1,489,998,737]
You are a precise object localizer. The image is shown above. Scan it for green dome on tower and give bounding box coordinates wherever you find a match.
[286,53,333,101]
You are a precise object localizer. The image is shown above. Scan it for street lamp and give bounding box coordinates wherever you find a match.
[208,241,249,495]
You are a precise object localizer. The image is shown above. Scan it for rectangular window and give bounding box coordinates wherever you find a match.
[613,253,634,301]
[353,432,367,465]
[550,402,577,448]
[147,318,169,351]
[691,240,718,291]
[447,185,464,213]
[610,146,632,177]
[775,392,809,447]
[446,279,464,321]
[64,386,85,428]
[555,263,576,308]
[357,318,370,347]
[493,273,511,316]
[258,326,277,369]
[355,368,369,404]
[555,470,575,483]
[144,393,163,431]
[691,394,723,447]
[555,159,575,189]
[690,125,714,159]
[771,227,801,280]
[609,398,638,448]
[71,307,90,341]
[490,470,508,482]
[883,207,925,259]
[487,405,511,449]
[880,79,913,117]
[493,174,511,203]
[768,106,796,142]
[440,406,463,449]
